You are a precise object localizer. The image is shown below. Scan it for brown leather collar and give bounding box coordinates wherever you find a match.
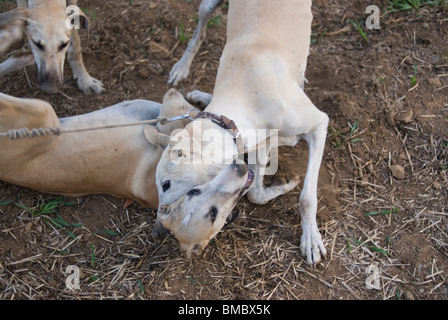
[196,111,245,155]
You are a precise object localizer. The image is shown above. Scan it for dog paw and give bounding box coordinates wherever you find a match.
[300,223,327,266]
[168,60,190,86]
[247,176,299,205]
[77,76,105,94]
[186,90,212,109]
[272,174,300,189]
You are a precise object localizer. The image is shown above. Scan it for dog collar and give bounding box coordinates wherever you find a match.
[195,111,245,155]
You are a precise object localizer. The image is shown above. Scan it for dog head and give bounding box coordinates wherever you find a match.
[144,89,202,152]
[1,4,89,93]
[157,160,254,257]
[151,90,250,255]
[27,4,90,94]
[154,88,238,209]
[155,120,234,202]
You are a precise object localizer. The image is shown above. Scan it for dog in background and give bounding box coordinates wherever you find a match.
[0,0,104,94]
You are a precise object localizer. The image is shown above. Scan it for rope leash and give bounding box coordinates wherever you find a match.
[1,127,63,140]
[0,108,200,141]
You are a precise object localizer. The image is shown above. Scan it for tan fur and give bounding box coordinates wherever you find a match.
[0,0,104,94]
[0,89,192,209]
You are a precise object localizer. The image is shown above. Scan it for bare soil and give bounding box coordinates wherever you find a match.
[0,0,447,300]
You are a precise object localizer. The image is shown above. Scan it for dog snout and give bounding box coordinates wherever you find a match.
[38,70,62,94]
[36,58,64,94]
[151,219,170,240]
[40,79,60,94]
[183,243,205,258]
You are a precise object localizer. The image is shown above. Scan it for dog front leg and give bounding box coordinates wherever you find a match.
[0,7,27,53]
[0,55,34,76]
[247,146,299,205]
[298,115,329,267]
[67,29,104,94]
[168,0,222,86]
[0,23,23,53]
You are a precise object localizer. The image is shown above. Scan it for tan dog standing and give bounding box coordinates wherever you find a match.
[153,0,329,266]
[0,88,194,208]
[0,0,103,94]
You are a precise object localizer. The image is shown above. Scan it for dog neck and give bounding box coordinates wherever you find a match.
[196,111,244,155]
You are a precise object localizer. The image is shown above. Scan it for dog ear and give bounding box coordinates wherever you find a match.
[144,125,170,148]
[156,89,192,135]
[66,5,90,31]
[76,10,90,31]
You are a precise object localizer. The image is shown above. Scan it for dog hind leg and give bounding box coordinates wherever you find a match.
[268,79,329,266]
[298,112,328,266]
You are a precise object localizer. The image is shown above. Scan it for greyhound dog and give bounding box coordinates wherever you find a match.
[0,88,195,209]
[0,0,104,94]
[153,0,328,266]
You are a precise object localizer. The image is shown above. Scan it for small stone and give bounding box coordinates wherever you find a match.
[428,77,442,88]
[149,41,170,55]
[137,67,150,79]
[395,109,413,123]
[389,165,405,180]
[25,222,33,233]
[399,151,408,160]
[433,181,442,190]
[405,291,415,300]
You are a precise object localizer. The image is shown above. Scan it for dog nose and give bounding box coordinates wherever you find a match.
[39,77,60,94]
[151,219,170,240]
[231,159,248,177]
[40,81,59,94]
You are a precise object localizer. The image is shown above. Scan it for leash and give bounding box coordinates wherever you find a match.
[0,108,200,141]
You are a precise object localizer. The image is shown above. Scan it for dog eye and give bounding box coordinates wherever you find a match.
[209,206,218,223]
[162,181,171,192]
[187,189,201,196]
[59,41,69,51]
[32,39,45,51]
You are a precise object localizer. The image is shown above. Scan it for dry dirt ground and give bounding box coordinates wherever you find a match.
[0,0,447,300]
